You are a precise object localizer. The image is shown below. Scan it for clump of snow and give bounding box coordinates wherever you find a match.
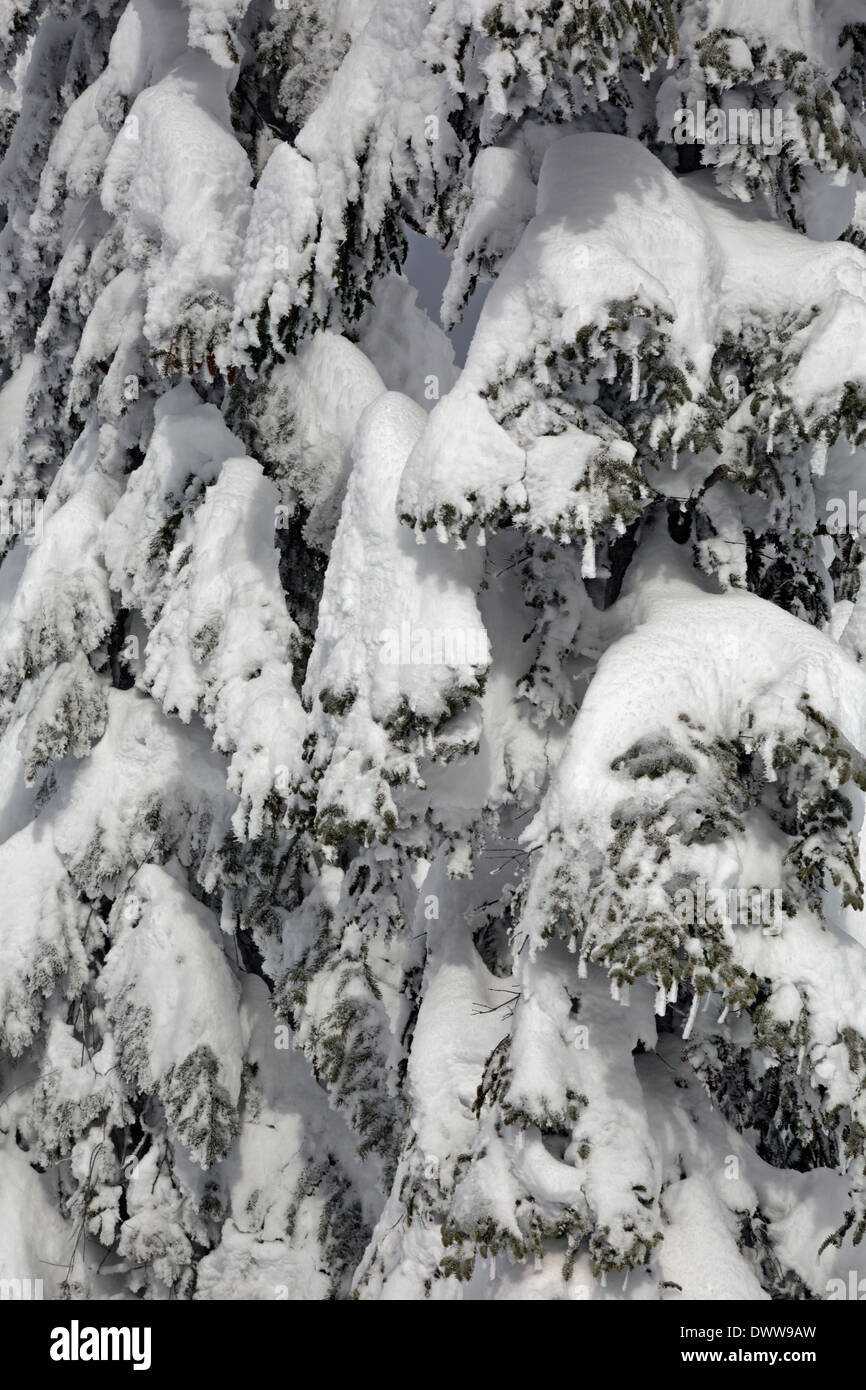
[102,51,251,355]
[246,330,385,553]
[231,140,320,366]
[0,823,90,1055]
[100,863,245,1148]
[300,390,489,846]
[441,145,536,331]
[103,384,303,839]
[400,133,866,543]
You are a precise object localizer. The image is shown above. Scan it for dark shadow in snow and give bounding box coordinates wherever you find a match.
[403,228,490,369]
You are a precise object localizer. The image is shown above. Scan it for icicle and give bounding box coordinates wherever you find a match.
[766,408,778,455]
[682,990,700,1040]
[534,1254,542,1273]
[629,352,640,402]
[578,952,588,979]
[219,898,235,934]
[610,977,621,1003]
[476,527,486,546]
[655,984,666,1016]
[667,980,678,1004]
[489,1256,496,1281]
[581,536,596,579]
[717,1004,729,1026]
[797,1044,804,1075]
[622,1268,629,1292]
[567,934,577,953]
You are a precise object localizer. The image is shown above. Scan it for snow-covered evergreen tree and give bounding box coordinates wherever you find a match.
[3,0,866,1302]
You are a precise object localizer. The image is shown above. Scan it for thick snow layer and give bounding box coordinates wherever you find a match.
[102,51,251,351]
[441,145,536,331]
[142,451,304,838]
[640,1036,864,1300]
[0,426,118,712]
[50,688,231,895]
[400,131,866,537]
[688,171,866,406]
[0,1148,75,1299]
[294,0,456,308]
[519,527,866,1109]
[68,268,145,419]
[195,973,380,1299]
[0,675,232,1067]
[248,330,385,552]
[524,557,866,862]
[102,385,238,622]
[445,945,663,1272]
[655,0,866,234]
[302,390,489,842]
[305,391,488,739]
[306,389,488,722]
[180,0,250,68]
[103,385,304,838]
[232,140,320,362]
[531,136,717,379]
[0,353,35,485]
[408,864,506,1182]
[354,853,510,1297]
[659,1177,767,1300]
[686,0,865,73]
[399,132,718,531]
[100,862,245,1105]
[0,823,89,1055]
